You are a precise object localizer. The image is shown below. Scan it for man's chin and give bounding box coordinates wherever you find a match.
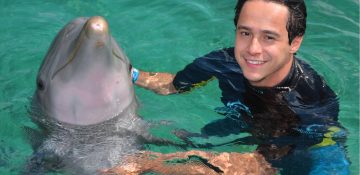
[243,74,265,86]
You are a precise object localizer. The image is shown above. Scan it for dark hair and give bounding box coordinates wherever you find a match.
[234,0,307,44]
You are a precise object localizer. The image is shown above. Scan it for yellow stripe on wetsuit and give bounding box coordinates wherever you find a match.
[309,126,342,149]
[180,76,216,93]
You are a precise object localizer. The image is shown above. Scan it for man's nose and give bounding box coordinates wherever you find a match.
[248,38,262,55]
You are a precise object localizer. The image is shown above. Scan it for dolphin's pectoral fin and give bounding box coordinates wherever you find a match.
[170,128,212,148]
[22,132,72,175]
[170,129,261,149]
[172,129,207,140]
[138,132,188,150]
[23,126,47,151]
[22,148,64,175]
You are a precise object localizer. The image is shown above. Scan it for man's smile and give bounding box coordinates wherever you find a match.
[244,58,267,67]
[246,60,266,65]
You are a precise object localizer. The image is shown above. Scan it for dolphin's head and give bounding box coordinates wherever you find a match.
[34,16,135,125]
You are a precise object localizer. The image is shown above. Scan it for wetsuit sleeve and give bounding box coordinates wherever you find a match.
[173,62,214,93]
[173,48,237,93]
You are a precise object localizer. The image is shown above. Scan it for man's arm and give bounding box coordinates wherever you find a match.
[135,70,177,95]
[131,48,234,95]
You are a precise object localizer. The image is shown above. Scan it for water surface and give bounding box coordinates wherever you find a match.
[0,0,358,174]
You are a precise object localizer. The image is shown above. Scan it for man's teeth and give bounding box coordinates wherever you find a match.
[247,60,265,64]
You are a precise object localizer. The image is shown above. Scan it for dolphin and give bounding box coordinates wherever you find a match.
[25,16,163,175]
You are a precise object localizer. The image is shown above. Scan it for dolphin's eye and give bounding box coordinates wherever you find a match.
[37,79,45,91]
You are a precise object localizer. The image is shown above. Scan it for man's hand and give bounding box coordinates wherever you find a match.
[135,71,177,95]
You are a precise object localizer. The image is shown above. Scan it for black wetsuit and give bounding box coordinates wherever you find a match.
[173,47,350,175]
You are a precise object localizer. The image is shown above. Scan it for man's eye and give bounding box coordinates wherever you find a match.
[265,36,275,40]
[240,31,250,36]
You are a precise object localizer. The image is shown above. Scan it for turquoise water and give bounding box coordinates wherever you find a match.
[0,0,358,174]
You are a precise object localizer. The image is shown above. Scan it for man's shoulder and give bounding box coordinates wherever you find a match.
[289,58,339,122]
[295,58,327,85]
[293,57,338,102]
[191,47,241,74]
[197,47,236,62]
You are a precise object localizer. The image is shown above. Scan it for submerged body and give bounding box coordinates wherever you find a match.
[26,16,151,174]
[173,47,350,174]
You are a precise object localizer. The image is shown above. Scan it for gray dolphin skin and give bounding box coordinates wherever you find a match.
[35,16,134,126]
[26,16,154,174]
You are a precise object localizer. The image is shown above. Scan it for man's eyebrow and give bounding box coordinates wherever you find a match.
[236,25,250,30]
[263,30,281,38]
[236,25,281,37]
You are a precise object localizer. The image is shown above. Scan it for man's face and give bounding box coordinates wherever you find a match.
[234,0,302,87]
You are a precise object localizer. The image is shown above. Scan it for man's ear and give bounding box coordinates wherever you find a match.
[290,36,304,54]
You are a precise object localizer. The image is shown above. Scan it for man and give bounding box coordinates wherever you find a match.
[131,0,350,174]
